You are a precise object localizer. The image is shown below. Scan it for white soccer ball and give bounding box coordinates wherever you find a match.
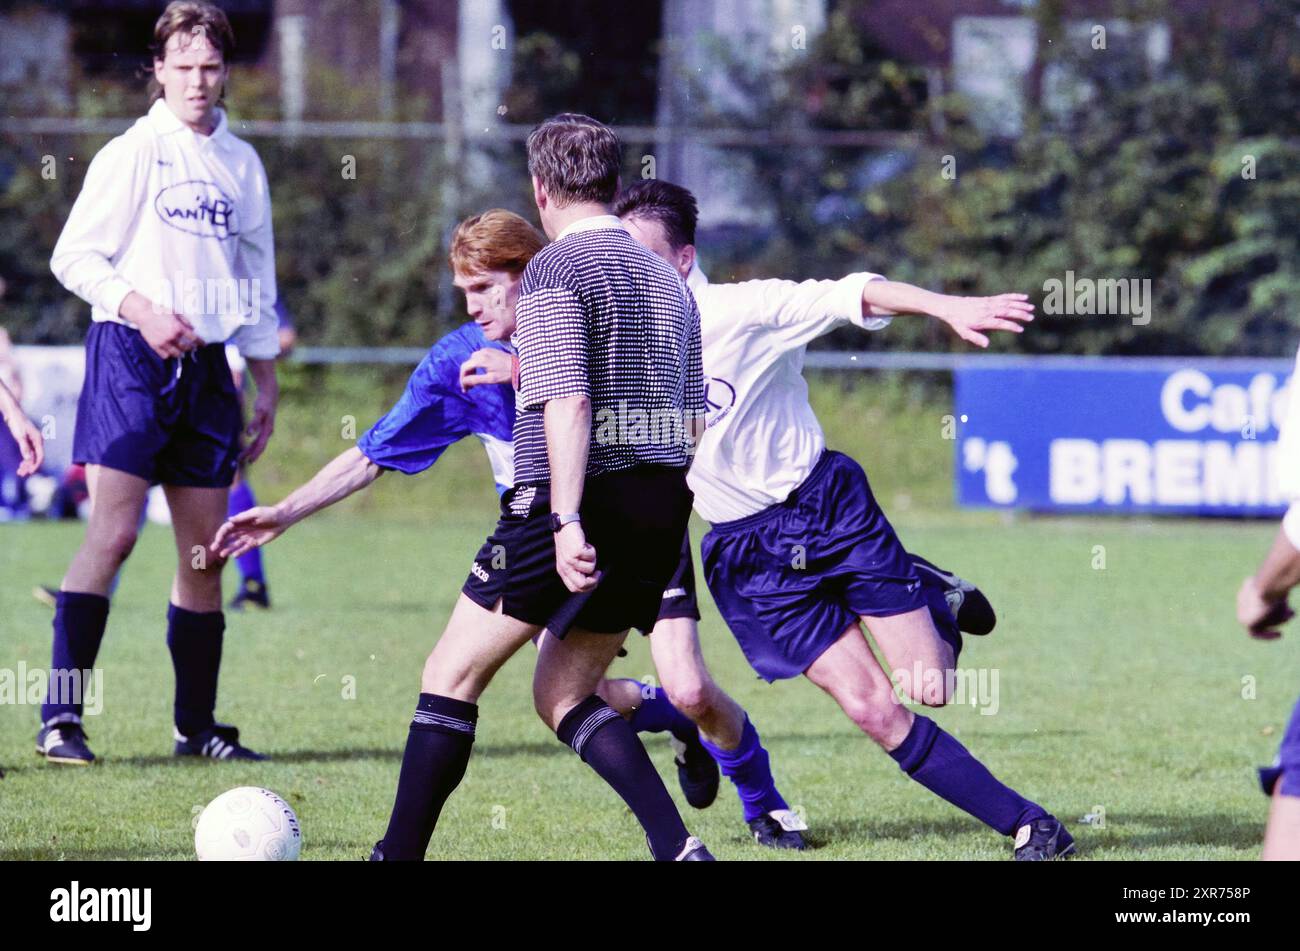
[195,786,301,861]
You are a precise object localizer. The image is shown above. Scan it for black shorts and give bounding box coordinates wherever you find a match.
[652,531,701,630]
[463,465,693,636]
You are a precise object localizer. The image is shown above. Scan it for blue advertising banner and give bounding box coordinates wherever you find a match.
[955,357,1297,515]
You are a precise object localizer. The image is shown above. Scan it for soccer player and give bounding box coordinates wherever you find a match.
[220,208,818,850]
[609,179,1075,859]
[220,116,714,861]
[39,1,278,765]
[211,212,528,578]
[1235,361,1300,859]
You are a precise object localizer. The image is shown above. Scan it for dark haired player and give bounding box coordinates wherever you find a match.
[608,179,1073,860]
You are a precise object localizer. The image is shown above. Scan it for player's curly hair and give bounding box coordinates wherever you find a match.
[449,209,547,277]
[146,1,236,105]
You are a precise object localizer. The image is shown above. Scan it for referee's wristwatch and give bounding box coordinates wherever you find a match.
[550,512,582,533]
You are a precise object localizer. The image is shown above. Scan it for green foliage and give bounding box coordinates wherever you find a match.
[1,59,457,346]
[766,0,1300,356]
[3,2,1298,355]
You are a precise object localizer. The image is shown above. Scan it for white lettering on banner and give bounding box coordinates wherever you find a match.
[1050,439,1100,503]
[962,438,1019,504]
[1102,440,1152,505]
[1162,369,1212,432]
[1153,440,1200,505]
[1160,369,1289,435]
[1204,441,1268,506]
[1048,438,1281,507]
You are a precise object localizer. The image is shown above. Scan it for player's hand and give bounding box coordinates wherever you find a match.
[937,293,1035,348]
[212,505,289,560]
[1237,577,1292,640]
[459,349,514,391]
[554,521,599,593]
[129,299,204,358]
[240,392,276,464]
[4,412,44,477]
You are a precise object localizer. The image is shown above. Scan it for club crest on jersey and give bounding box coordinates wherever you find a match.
[154,180,239,239]
[703,376,736,427]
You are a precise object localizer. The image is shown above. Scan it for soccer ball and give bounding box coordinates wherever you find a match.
[195,786,301,861]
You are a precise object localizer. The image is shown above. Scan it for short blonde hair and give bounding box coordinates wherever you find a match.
[147,1,235,105]
[448,209,546,277]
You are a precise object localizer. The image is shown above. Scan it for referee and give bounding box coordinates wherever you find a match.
[369,115,712,861]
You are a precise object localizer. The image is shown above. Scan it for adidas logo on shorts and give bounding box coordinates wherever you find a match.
[470,562,490,583]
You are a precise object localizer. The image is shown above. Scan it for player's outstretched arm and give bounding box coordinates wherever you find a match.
[0,380,43,477]
[1238,524,1300,639]
[861,282,1035,348]
[211,446,382,559]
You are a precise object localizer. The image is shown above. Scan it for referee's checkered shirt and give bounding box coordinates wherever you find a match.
[512,224,705,484]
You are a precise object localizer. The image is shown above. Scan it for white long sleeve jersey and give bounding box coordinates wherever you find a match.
[50,99,279,359]
[687,264,890,524]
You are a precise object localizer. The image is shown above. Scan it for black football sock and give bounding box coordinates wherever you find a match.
[557,695,691,860]
[41,591,110,723]
[379,693,478,860]
[166,603,224,737]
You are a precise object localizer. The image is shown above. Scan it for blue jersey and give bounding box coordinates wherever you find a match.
[358,323,515,493]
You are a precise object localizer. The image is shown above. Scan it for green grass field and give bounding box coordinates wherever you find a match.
[1,370,1297,860]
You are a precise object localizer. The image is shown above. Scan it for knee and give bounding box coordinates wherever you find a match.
[894,650,956,708]
[184,545,226,579]
[594,678,635,719]
[532,677,573,733]
[839,688,909,743]
[901,669,953,708]
[419,654,441,695]
[662,674,714,723]
[93,524,139,566]
[421,652,475,702]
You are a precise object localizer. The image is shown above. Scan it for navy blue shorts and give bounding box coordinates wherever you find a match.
[1260,695,1300,798]
[701,450,943,682]
[73,321,242,488]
